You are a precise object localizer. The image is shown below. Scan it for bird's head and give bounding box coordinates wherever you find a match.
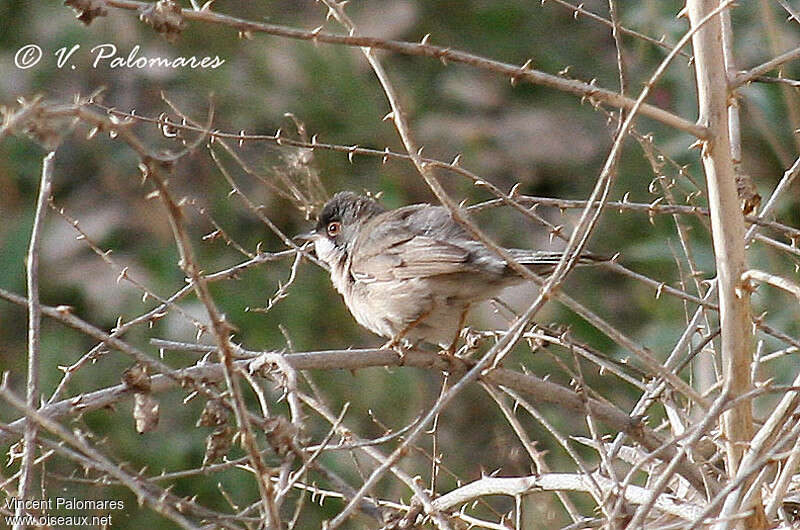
[296,191,385,267]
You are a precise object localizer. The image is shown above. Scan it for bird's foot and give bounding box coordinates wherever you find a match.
[436,348,463,374]
[456,326,484,358]
[382,338,409,364]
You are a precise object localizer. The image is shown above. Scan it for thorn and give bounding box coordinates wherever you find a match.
[549,225,563,244]
[451,153,462,166]
[308,25,323,46]
[620,192,630,213]
[382,111,395,121]
[656,282,665,299]
[420,33,431,45]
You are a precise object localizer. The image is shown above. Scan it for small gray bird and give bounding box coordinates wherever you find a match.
[299,191,602,351]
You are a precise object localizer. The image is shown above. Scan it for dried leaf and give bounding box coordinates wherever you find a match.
[133,392,160,433]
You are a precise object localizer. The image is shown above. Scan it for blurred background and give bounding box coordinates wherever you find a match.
[1,0,798,527]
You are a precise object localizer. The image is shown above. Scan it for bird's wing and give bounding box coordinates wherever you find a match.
[351,234,471,281]
[349,203,518,281]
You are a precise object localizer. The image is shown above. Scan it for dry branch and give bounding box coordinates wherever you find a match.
[3,2,800,527]
[16,151,55,525]
[97,0,706,137]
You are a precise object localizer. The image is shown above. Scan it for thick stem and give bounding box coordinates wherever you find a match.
[685,0,763,526]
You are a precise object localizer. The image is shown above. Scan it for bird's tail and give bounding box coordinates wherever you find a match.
[504,249,609,275]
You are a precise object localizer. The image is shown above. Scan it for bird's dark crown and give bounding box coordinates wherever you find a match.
[315,192,385,232]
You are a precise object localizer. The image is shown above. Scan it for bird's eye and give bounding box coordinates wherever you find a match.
[326,221,341,237]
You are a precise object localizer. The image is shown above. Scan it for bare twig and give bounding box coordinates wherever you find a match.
[16,151,55,526]
[742,269,800,301]
[97,0,706,137]
[545,0,691,59]
[482,383,582,523]
[731,46,800,88]
[431,474,704,522]
[628,390,729,527]
[0,380,200,530]
[143,155,282,528]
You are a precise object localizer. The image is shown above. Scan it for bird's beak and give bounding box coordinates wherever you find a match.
[293,230,317,243]
[292,230,319,249]
[292,230,326,264]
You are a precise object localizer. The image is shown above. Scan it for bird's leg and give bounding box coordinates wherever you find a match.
[440,304,471,359]
[384,308,432,360]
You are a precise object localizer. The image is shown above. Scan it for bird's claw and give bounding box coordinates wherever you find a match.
[382,338,408,364]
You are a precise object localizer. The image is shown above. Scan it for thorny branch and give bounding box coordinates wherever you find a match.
[98,0,707,137]
[3,2,800,528]
[16,151,55,526]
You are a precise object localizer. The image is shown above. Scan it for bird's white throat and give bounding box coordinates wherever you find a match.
[313,237,338,265]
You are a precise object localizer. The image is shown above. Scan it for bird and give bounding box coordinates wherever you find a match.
[298,191,604,352]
